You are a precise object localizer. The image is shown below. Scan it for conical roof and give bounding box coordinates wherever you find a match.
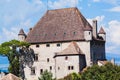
[1,73,21,80]
[26,7,92,43]
[56,42,84,55]
[98,27,106,34]
[18,29,25,35]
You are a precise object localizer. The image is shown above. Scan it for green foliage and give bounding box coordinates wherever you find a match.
[59,63,120,80]
[0,39,30,77]
[81,63,120,80]
[38,70,54,80]
[59,72,81,80]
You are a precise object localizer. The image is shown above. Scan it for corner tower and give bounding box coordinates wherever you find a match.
[18,29,26,41]
[98,27,106,41]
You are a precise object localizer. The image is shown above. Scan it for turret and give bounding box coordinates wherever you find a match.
[18,29,26,41]
[92,20,97,38]
[98,27,106,41]
[84,23,92,41]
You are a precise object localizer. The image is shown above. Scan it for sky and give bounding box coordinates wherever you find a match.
[0,0,120,69]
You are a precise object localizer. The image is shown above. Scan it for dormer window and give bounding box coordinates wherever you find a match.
[64,32,66,35]
[73,32,76,35]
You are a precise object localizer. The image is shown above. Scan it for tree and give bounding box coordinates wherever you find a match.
[0,40,35,79]
[38,70,54,80]
[59,72,81,80]
[81,63,120,80]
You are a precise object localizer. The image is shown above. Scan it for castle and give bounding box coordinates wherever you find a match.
[18,7,106,80]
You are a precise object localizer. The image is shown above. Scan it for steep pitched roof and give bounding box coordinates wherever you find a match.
[55,42,84,56]
[18,29,26,35]
[98,27,106,34]
[26,7,92,43]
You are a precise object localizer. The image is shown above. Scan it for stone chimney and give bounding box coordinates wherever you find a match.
[92,20,97,38]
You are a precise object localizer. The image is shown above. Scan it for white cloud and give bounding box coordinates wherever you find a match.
[108,6,120,12]
[107,20,120,45]
[87,15,105,26]
[93,0,120,5]
[48,0,78,9]
[105,20,120,54]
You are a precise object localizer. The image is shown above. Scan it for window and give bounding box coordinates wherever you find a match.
[50,66,52,70]
[73,32,76,35]
[47,58,49,62]
[31,67,35,75]
[64,32,66,35]
[57,43,60,47]
[46,44,50,47]
[89,32,90,35]
[65,56,68,60]
[68,66,70,70]
[58,67,60,70]
[71,66,74,70]
[34,54,38,61]
[36,44,39,48]
[68,66,74,70]
[40,69,43,74]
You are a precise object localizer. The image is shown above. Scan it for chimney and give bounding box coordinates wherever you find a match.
[92,20,97,38]
[29,28,32,31]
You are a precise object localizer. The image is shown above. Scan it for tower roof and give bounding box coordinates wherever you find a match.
[18,29,26,35]
[26,7,92,43]
[98,27,106,34]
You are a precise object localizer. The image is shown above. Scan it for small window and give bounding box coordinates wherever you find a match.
[47,58,49,62]
[89,32,90,35]
[40,69,43,74]
[71,66,74,70]
[31,67,35,75]
[57,43,60,47]
[68,66,70,70]
[54,33,56,36]
[34,54,38,61]
[65,56,68,60]
[64,32,66,35]
[58,67,60,70]
[73,32,76,35]
[36,45,39,48]
[46,44,50,47]
[50,66,52,70]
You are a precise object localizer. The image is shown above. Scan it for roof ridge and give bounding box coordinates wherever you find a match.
[48,7,77,11]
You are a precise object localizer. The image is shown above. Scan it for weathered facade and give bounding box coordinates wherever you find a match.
[18,7,106,80]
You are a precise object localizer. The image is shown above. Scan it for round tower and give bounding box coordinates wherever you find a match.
[84,23,92,41]
[98,27,106,41]
[18,29,26,41]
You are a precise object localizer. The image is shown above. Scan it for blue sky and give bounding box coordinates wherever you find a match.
[0,0,120,67]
